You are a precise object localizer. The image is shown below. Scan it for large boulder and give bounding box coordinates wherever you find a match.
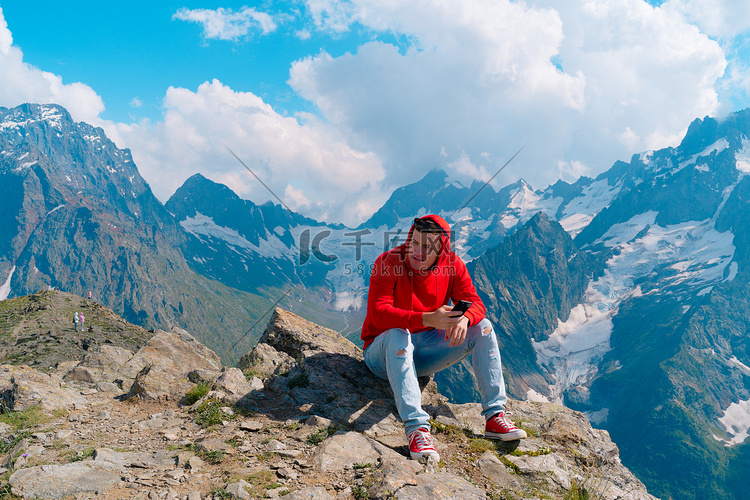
[239,308,441,436]
[124,328,222,401]
[0,364,85,412]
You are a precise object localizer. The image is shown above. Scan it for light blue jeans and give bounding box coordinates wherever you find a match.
[363,318,507,436]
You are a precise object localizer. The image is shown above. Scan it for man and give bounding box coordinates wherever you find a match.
[362,215,526,461]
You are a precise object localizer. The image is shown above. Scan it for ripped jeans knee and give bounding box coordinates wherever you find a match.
[364,328,413,380]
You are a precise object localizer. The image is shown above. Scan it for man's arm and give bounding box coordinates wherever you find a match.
[448,257,486,326]
[366,255,424,332]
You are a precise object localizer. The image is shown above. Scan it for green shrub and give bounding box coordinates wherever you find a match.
[184,382,210,405]
[288,371,309,389]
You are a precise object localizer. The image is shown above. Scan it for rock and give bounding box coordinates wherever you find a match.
[78,344,135,382]
[0,364,86,411]
[187,455,205,471]
[239,309,436,436]
[9,462,123,499]
[196,437,232,454]
[259,309,361,359]
[282,487,334,500]
[476,451,521,488]
[237,342,295,379]
[313,432,405,472]
[94,448,177,469]
[391,472,486,500]
[122,329,222,400]
[63,366,96,384]
[366,458,420,498]
[210,367,256,404]
[239,419,264,432]
[225,479,252,499]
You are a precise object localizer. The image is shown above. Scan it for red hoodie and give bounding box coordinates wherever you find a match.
[361,214,486,350]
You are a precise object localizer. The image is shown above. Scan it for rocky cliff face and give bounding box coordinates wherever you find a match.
[0,295,655,500]
[0,104,269,361]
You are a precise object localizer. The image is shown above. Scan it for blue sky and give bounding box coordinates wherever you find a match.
[1,1,750,225]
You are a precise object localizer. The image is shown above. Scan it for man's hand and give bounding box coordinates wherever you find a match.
[422,305,470,347]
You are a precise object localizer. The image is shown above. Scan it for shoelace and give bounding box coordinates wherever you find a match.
[411,430,435,450]
[492,412,517,430]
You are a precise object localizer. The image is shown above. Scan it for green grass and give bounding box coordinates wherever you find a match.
[200,450,224,465]
[62,446,96,463]
[353,485,369,499]
[195,399,234,428]
[184,382,210,405]
[429,419,474,440]
[244,470,283,497]
[563,477,607,500]
[306,425,342,445]
[287,371,309,389]
[0,430,31,455]
[0,406,50,428]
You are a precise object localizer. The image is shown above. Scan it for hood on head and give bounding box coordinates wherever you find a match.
[405,214,452,268]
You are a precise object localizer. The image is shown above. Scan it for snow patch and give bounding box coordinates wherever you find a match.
[727,356,750,376]
[714,399,750,447]
[13,160,37,173]
[584,408,609,425]
[0,266,15,300]
[46,204,65,216]
[525,389,550,403]
[181,213,293,260]
[725,262,739,281]
[560,179,622,236]
[669,138,729,177]
[534,293,617,403]
[735,138,750,173]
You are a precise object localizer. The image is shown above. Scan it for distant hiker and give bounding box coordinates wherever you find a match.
[79,313,85,330]
[74,312,79,332]
[362,215,526,462]
[87,290,92,300]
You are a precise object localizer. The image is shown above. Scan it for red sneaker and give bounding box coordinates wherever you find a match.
[408,428,440,461]
[485,412,528,441]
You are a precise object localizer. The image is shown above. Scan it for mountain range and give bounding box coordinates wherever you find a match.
[3,102,750,498]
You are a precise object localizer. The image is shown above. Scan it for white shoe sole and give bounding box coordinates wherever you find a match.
[410,450,440,461]
[485,429,528,441]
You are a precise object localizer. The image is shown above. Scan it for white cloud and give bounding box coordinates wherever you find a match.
[0,8,104,124]
[104,80,387,226]
[129,97,142,108]
[173,7,277,41]
[0,2,743,227]
[291,0,726,194]
[661,0,750,38]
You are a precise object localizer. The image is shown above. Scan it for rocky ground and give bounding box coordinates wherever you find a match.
[0,293,658,500]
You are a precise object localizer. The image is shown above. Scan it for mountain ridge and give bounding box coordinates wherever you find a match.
[0,290,656,500]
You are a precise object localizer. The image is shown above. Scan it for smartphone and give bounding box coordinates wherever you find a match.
[450,300,472,317]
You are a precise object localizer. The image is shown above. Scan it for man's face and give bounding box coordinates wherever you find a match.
[407,229,442,272]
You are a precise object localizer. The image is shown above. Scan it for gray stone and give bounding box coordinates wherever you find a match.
[79,345,135,381]
[196,437,231,453]
[63,366,96,383]
[282,487,334,500]
[366,458,420,498]
[239,419,264,432]
[187,455,205,471]
[9,462,123,499]
[122,329,222,400]
[476,451,521,488]
[94,447,177,469]
[225,479,252,499]
[391,472,487,500]
[211,367,256,404]
[237,337,295,379]
[1,364,86,412]
[313,431,405,472]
